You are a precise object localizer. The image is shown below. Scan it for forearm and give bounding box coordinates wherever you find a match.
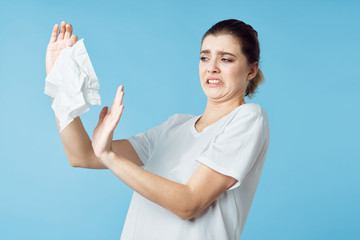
[51,98,96,167]
[58,117,97,167]
[48,98,106,169]
[102,152,194,220]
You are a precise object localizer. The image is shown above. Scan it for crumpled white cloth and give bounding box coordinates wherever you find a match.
[44,38,101,132]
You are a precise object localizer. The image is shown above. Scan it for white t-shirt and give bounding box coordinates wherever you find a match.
[121,103,270,240]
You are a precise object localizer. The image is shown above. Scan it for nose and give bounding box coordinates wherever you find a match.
[207,60,220,73]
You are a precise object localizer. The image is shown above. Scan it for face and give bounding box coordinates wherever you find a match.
[199,34,258,103]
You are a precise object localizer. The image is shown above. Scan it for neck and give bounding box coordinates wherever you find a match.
[199,98,246,125]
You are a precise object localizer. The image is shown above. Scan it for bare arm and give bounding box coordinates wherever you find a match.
[55,114,101,168]
[55,113,142,169]
[47,21,143,169]
[91,84,237,220]
[102,153,236,220]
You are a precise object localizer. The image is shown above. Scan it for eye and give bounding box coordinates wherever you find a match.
[200,56,209,61]
[221,58,233,62]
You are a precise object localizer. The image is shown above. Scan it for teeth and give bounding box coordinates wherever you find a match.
[208,79,221,84]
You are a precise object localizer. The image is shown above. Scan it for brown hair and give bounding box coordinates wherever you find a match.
[202,19,264,99]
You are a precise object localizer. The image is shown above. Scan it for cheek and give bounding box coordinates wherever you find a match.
[199,63,206,76]
[225,68,248,89]
[231,66,247,80]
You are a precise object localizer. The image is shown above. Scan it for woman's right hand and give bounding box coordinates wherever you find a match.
[46,21,78,75]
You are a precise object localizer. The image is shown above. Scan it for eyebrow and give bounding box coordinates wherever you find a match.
[200,49,237,58]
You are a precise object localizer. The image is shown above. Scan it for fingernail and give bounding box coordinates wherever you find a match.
[68,42,73,46]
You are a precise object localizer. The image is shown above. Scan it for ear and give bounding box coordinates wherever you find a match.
[247,62,259,81]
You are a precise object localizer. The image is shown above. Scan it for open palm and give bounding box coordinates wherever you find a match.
[92,85,125,161]
[46,21,78,75]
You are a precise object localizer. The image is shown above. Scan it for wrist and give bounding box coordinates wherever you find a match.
[99,151,116,167]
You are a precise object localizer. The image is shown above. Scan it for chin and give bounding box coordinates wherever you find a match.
[204,93,224,101]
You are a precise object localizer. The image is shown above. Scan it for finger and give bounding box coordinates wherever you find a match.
[109,85,124,114]
[98,106,108,126]
[64,23,72,39]
[118,85,124,105]
[49,24,59,43]
[68,34,78,47]
[110,105,124,129]
[109,90,124,116]
[58,21,66,40]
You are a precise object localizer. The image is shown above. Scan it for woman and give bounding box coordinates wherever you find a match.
[46,19,270,239]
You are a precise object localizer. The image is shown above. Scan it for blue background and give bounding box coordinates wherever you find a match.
[0,0,359,239]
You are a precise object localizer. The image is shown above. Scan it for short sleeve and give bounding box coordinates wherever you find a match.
[127,115,175,166]
[196,111,269,191]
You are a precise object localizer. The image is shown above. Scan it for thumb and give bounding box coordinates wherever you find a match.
[97,106,108,126]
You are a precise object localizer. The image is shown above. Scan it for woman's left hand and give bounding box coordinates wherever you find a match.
[92,85,125,163]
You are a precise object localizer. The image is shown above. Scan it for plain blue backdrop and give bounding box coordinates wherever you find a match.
[0,0,359,239]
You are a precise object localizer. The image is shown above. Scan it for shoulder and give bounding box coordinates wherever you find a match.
[240,103,268,118]
[163,113,195,128]
[168,113,195,122]
[232,103,269,125]
[224,103,269,137]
